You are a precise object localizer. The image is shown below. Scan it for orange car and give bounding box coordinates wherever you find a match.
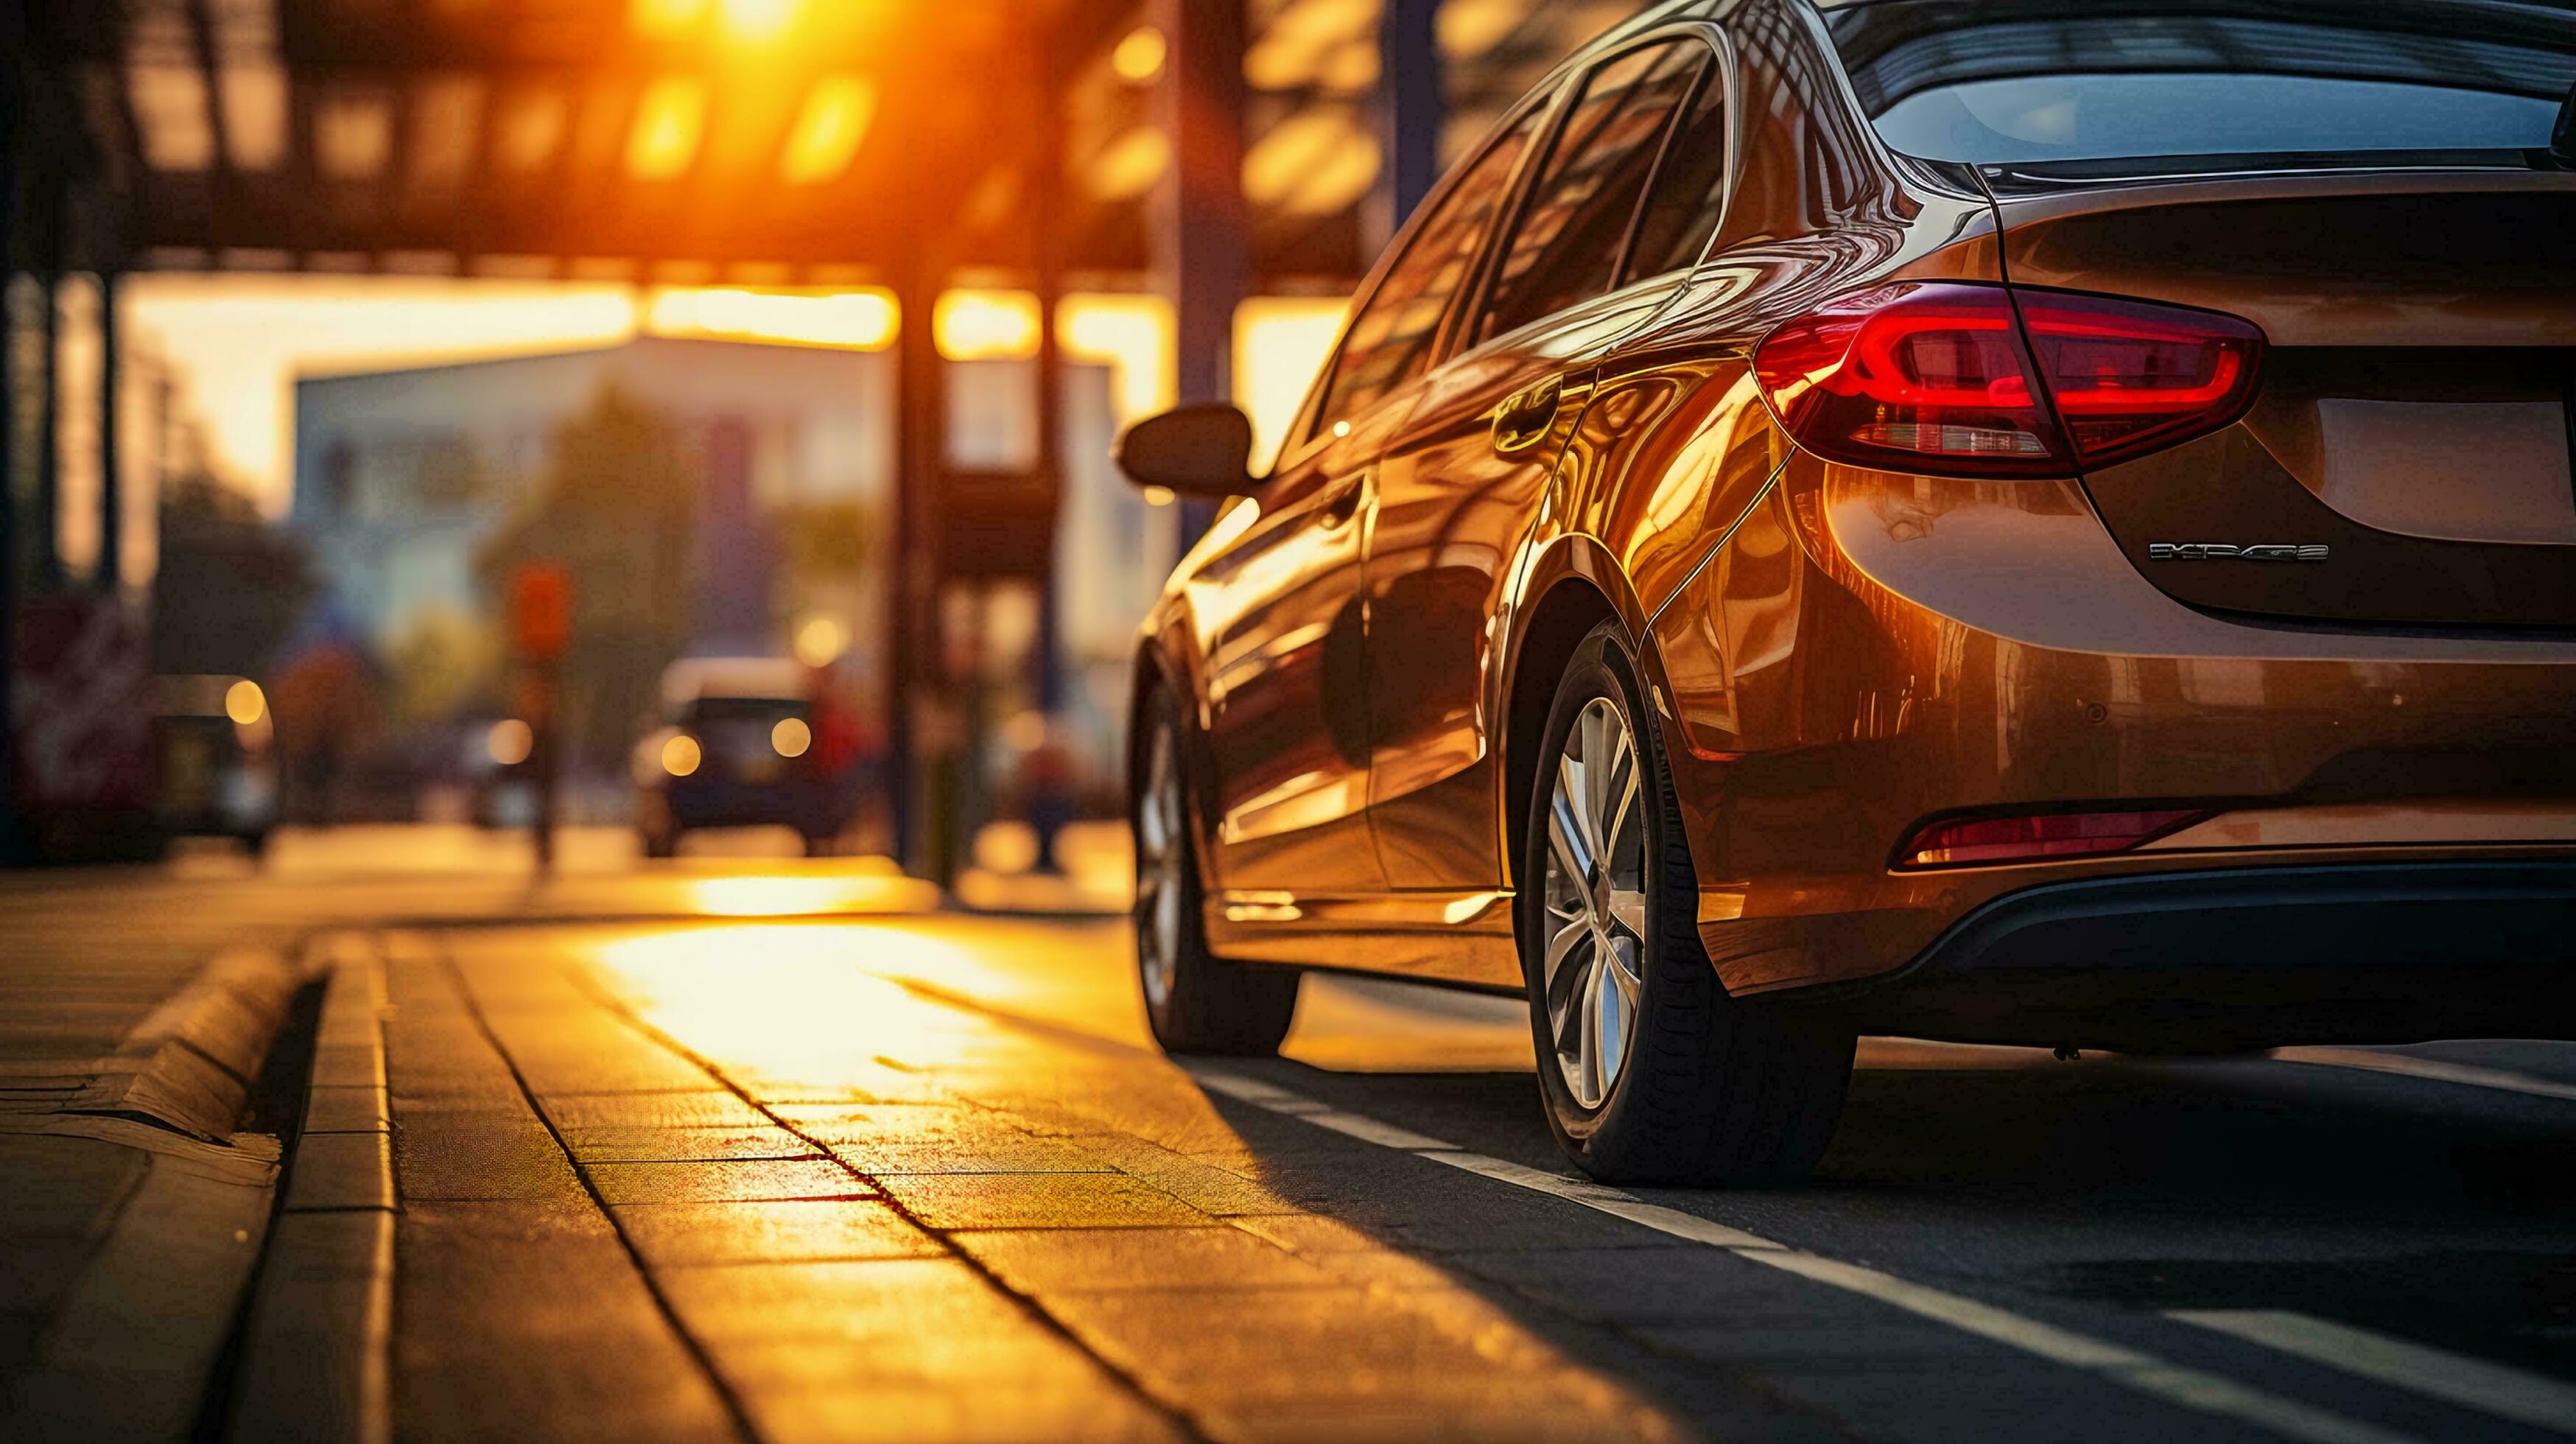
[1120,0,2576,1183]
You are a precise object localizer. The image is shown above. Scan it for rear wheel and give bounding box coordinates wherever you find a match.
[1520,622,1855,1185]
[1134,688,1298,1055]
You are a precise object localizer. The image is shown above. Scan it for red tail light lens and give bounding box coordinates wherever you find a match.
[2017,292,2264,468]
[1896,808,2206,869]
[1754,282,2264,477]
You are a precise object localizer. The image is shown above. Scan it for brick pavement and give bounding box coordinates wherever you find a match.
[330,924,1691,1444]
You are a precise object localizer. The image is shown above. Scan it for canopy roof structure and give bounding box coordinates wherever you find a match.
[18,0,1640,285]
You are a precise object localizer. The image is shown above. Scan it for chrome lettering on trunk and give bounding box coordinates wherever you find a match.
[2148,543,2330,561]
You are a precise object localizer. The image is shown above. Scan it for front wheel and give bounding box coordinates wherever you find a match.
[1133,688,1298,1055]
[1520,621,1855,1185]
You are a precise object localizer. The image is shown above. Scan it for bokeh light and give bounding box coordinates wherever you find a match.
[626,77,709,180]
[661,734,703,777]
[717,0,799,41]
[1112,26,1168,85]
[223,679,267,726]
[779,75,876,185]
[933,290,1041,361]
[771,717,813,759]
[487,718,534,767]
[792,614,852,667]
[645,287,897,350]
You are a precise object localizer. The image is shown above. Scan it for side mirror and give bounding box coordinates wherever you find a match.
[1115,403,1255,500]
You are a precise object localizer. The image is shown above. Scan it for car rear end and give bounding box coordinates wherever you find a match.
[636,657,847,844]
[1720,0,2576,1048]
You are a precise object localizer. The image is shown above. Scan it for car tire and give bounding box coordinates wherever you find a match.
[1133,685,1299,1056]
[1519,620,1855,1185]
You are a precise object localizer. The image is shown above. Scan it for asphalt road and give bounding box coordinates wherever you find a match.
[549,908,2576,1443]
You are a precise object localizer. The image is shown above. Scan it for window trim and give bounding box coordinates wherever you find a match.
[1279,80,1575,465]
[1440,22,1739,362]
[1615,23,1744,287]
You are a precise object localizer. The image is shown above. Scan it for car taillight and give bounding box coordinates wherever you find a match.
[1753,282,2264,477]
[1895,808,2205,869]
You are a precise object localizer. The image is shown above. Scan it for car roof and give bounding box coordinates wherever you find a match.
[661,656,807,706]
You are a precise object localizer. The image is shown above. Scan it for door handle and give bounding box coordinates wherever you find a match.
[1491,375,1566,455]
[1316,477,1364,530]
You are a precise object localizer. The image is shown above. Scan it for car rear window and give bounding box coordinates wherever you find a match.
[1825,1,2576,165]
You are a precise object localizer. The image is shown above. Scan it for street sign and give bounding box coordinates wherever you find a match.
[508,562,573,662]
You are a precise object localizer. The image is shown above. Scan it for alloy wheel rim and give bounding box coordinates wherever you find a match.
[1541,697,1649,1110]
[1135,722,1183,1008]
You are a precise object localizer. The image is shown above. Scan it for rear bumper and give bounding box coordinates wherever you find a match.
[1833,862,2576,1052]
[662,779,854,833]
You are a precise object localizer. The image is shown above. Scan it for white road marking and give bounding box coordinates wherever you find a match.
[1304,1110,1456,1150]
[2171,1310,2576,1436]
[1193,1066,2429,1444]
[2273,1048,2576,1104]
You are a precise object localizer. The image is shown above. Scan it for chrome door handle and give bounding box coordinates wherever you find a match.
[1492,376,1565,455]
[1317,478,1364,529]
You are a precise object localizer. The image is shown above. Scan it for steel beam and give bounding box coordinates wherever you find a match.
[1370,0,1443,253]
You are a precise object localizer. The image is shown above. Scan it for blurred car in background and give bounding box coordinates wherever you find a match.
[633,657,857,858]
[153,675,280,857]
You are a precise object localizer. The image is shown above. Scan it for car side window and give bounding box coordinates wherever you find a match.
[1626,51,1730,278]
[1471,41,1705,344]
[1309,102,1550,438]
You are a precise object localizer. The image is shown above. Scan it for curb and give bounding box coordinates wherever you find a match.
[224,934,394,1444]
[0,945,310,1443]
[0,945,311,1143]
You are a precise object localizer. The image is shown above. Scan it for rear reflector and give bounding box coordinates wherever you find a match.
[1896,809,2206,869]
[1753,281,2264,478]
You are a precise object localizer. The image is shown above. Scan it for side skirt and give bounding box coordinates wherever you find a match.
[1205,889,1523,991]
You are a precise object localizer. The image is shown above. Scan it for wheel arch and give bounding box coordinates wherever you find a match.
[1129,627,1226,897]
[1498,536,1659,894]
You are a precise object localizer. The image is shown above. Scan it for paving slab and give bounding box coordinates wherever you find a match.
[872,1171,1215,1230]
[559,1123,824,1163]
[393,1111,586,1203]
[950,1225,1341,1294]
[586,1157,874,1205]
[612,1200,944,1267]
[540,1090,772,1132]
[395,1200,738,1444]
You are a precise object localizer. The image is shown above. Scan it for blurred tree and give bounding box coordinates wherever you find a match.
[150,467,316,677]
[387,603,499,725]
[478,385,697,768]
[779,500,872,581]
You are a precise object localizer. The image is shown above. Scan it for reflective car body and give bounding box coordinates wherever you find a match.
[1132,0,2576,1052]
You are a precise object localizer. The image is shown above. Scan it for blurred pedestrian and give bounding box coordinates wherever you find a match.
[1014,727,1078,875]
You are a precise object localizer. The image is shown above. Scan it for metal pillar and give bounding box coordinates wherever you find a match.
[1371,0,1445,252]
[1030,36,1067,717]
[30,192,57,594]
[887,253,945,873]
[1148,0,1247,413]
[0,2,19,859]
[95,269,116,592]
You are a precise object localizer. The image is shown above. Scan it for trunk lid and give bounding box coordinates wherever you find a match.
[1993,169,2576,629]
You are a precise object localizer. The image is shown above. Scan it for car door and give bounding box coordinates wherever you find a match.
[1196,107,1553,893]
[1364,34,1718,890]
